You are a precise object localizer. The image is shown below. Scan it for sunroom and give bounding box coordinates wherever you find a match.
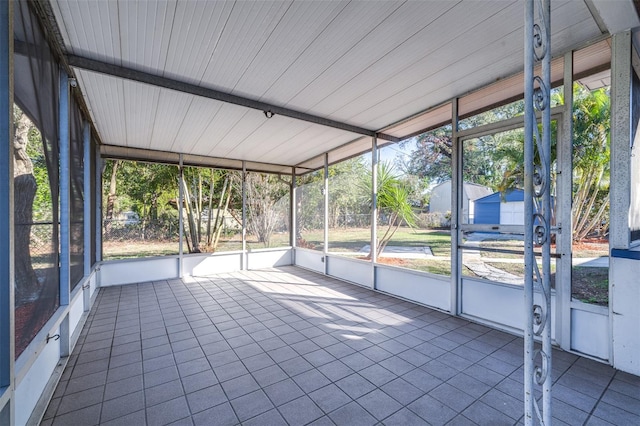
[2,1,640,425]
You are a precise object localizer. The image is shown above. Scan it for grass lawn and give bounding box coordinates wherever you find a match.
[103,228,608,305]
[300,227,452,256]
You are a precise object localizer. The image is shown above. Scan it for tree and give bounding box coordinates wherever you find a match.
[180,168,238,253]
[402,126,453,185]
[327,157,369,228]
[571,85,610,240]
[360,162,418,257]
[245,173,289,247]
[14,109,40,304]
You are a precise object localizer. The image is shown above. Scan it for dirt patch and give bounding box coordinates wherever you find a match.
[572,239,609,258]
[571,267,608,305]
[356,256,407,267]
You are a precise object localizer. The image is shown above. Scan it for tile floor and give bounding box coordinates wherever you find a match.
[42,266,640,425]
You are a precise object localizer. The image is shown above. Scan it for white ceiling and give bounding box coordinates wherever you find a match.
[49,0,637,172]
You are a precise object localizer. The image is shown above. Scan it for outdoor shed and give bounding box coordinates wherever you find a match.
[430,180,492,224]
[473,189,525,225]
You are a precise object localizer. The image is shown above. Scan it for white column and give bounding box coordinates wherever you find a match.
[371,137,378,289]
[450,98,460,315]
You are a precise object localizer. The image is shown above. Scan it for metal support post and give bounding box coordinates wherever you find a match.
[524,0,552,424]
[371,137,378,289]
[291,168,297,265]
[59,70,71,359]
[0,0,14,420]
[178,155,184,277]
[558,51,574,350]
[451,98,460,315]
[95,151,102,263]
[323,153,329,275]
[83,122,91,277]
[610,31,632,250]
[59,70,70,306]
[242,161,247,270]
[82,122,91,311]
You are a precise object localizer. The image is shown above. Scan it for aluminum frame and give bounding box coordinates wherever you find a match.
[371,137,378,290]
[0,0,14,420]
[59,70,70,307]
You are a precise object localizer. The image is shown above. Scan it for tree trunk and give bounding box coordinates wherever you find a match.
[104,160,120,232]
[14,113,40,305]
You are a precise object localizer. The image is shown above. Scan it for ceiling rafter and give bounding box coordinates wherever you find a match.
[66,54,401,144]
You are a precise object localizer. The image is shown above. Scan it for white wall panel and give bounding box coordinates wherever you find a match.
[14,326,60,426]
[461,278,557,342]
[100,257,179,286]
[571,308,610,361]
[183,253,242,276]
[69,290,85,338]
[327,256,372,288]
[294,249,325,274]
[247,249,293,270]
[610,255,640,374]
[376,266,450,312]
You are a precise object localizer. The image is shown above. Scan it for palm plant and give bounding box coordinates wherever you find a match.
[360,162,417,258]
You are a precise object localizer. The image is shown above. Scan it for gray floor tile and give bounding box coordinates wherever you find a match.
[381,377,423,405]
[401,368,443,392]
[230,390,274,422]
[51,403,101,426]
[56,385,104,416]
[147,396,191,426]
[177,357,210,377]
[213,360,248,382]
[328,401,378,426]
[103,374,143,401]
[99,409,146,426]
[317,359,354,382]
[447,372,492,399]
[357,389,403,420]
[270,396,317,425]
[309,383,352,413]
[340,352,375,372]
[462,400,516,426]
[280,356,315,377]
[44,267,637,426]
[186,384,227,414]
[359,364,397,387]
[221,373,260,400]
[145,365,180,388]
[242,408,287,426]
[335,373,376,400]
[293,368,332,393]
[101,390,145,423]
[479,388,522,420]
[64,370,108,394]
[146,378,185,407]
[181,369,218,394]
[408,394,457,425]
[381,407,428,425]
